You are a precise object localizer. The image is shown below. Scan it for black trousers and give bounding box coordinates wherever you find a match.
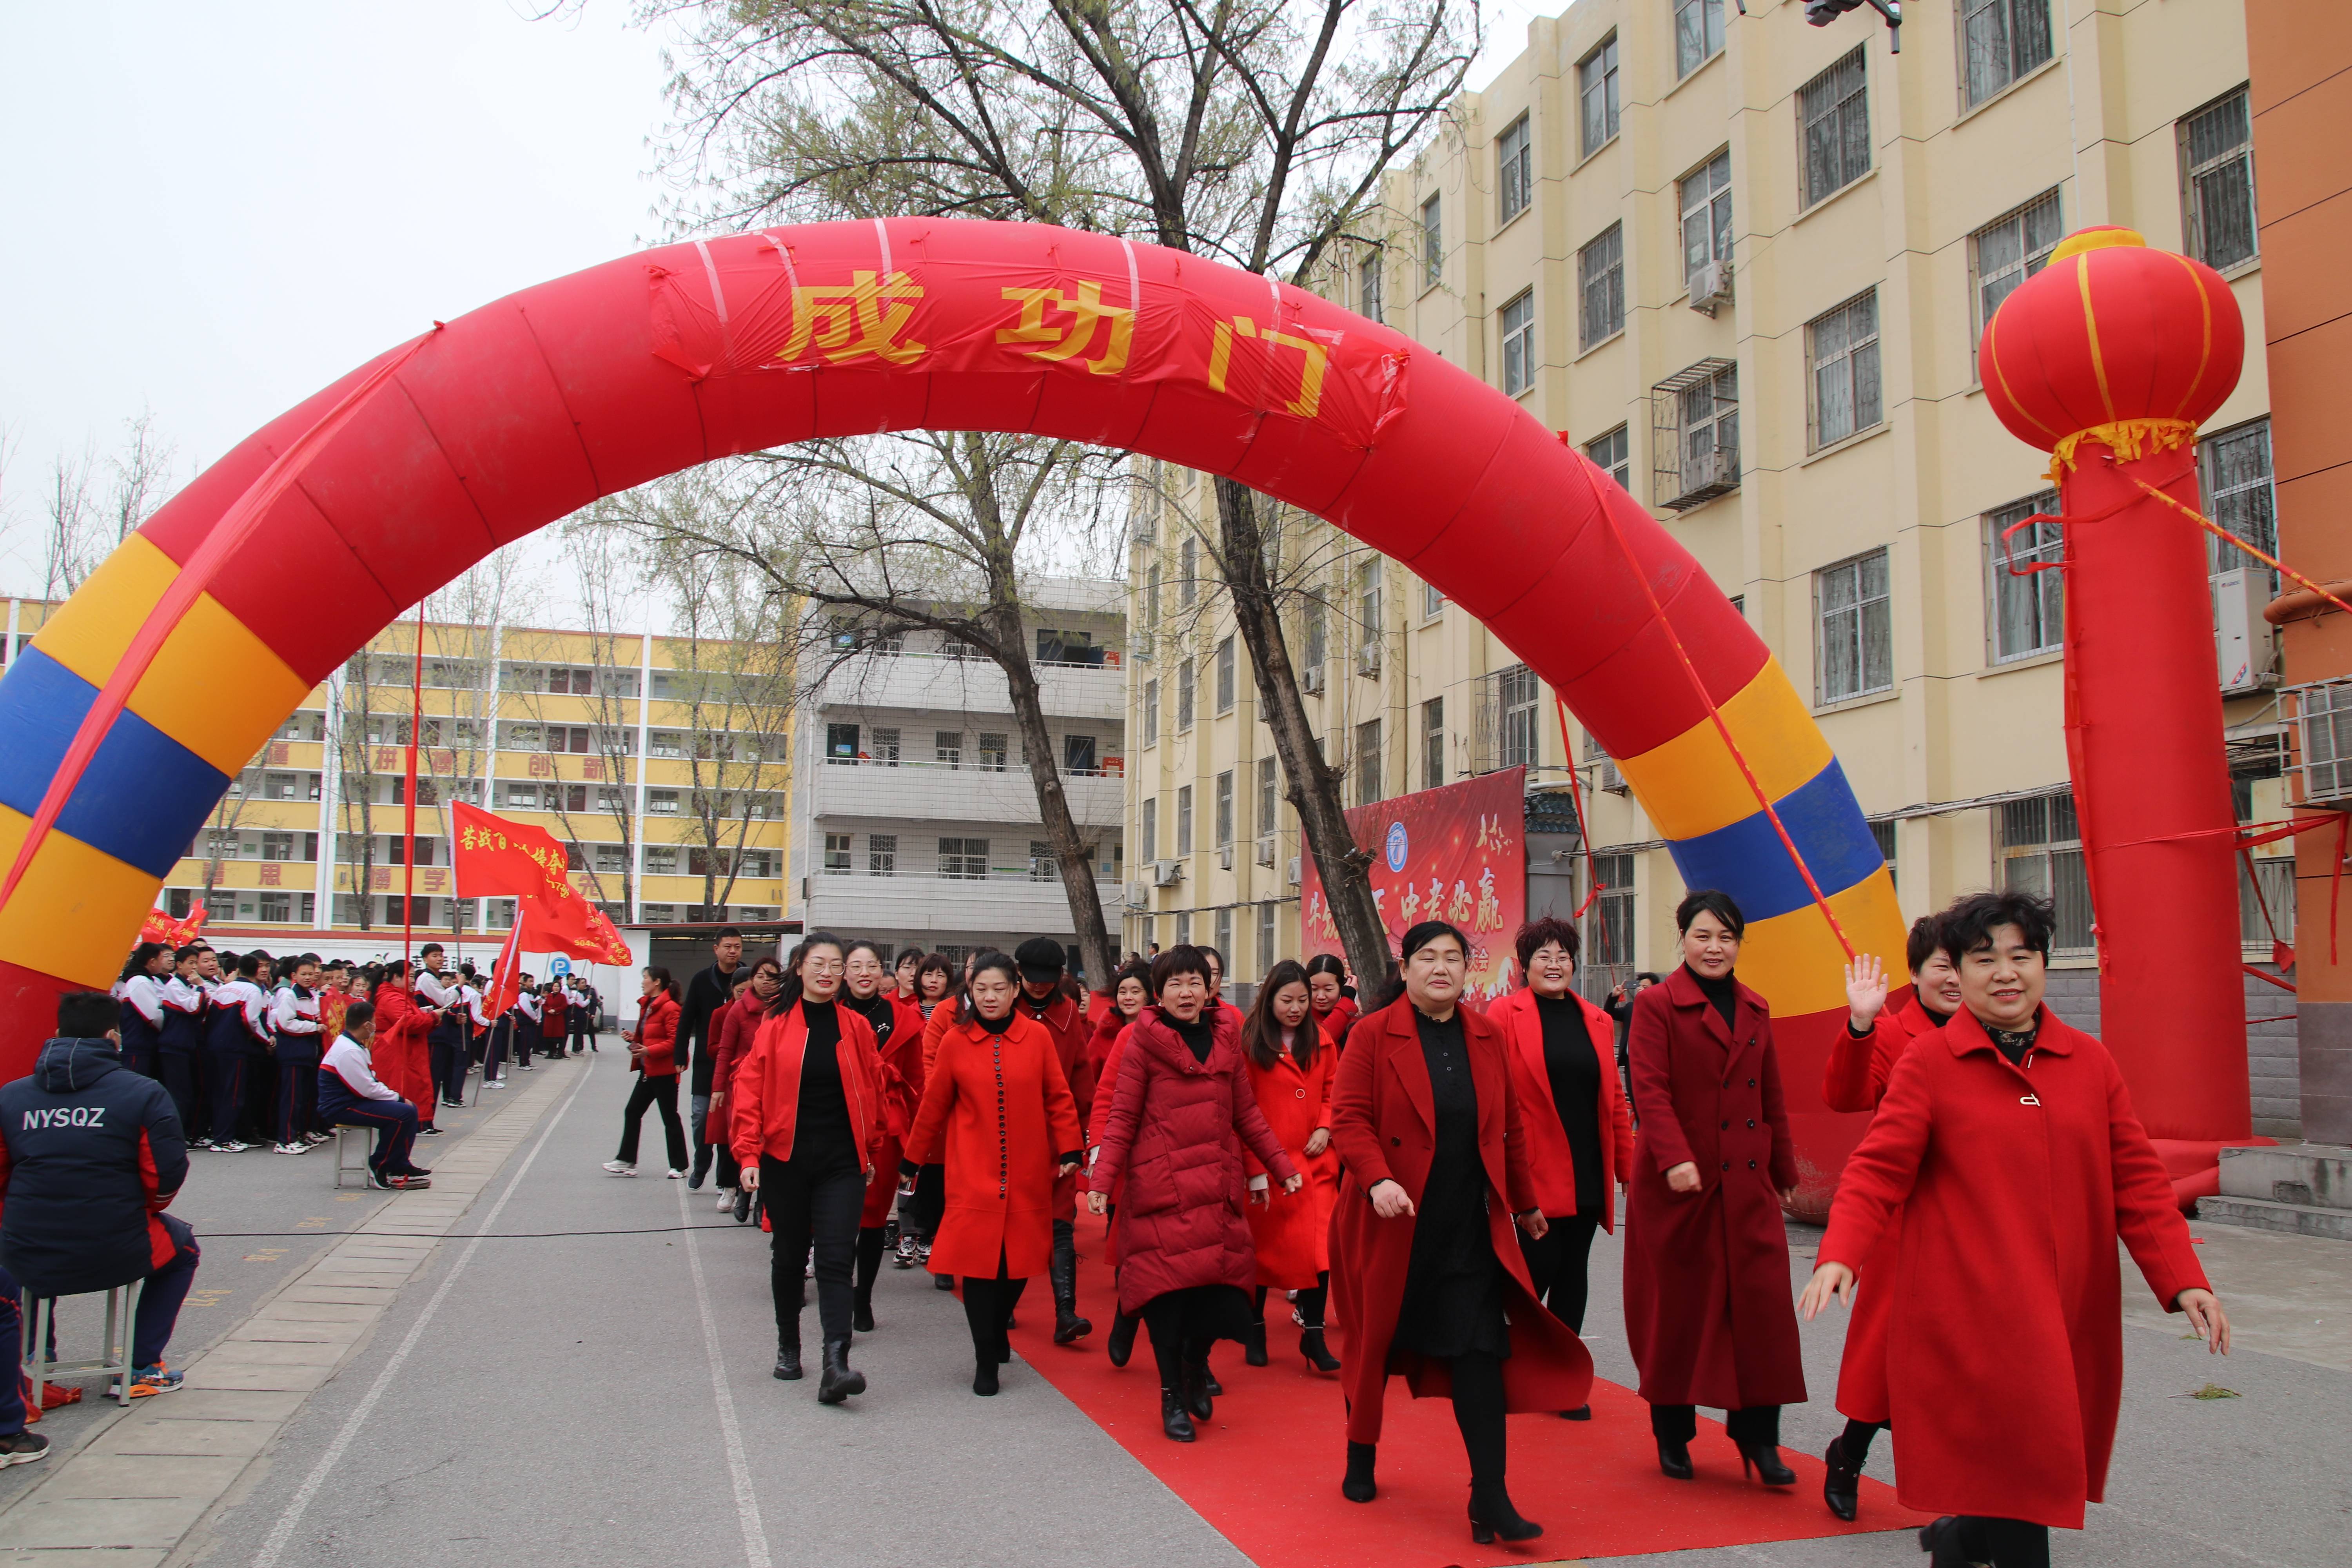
[615,1073,688,1169]
[1446,1348,1508,1492]
[854,1225,889,1311]
[1954,1517,2050,1568]
[274,1062,318,1144]
[201,1054,245,1144]
[1138,1285,1249,1387]
[763,1153,865,1347]
[909,1163,946,1241]
[960,1252,1028,1365]
[1650,1403,1780,1447]
[1254,1276,1329,1327]
[430,1031,467,1107]
[158,1053,200,1136]
[1516,1211,1602,1332]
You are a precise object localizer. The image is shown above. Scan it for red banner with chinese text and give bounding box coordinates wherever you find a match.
[449,800,573,902]
[1299,768,1527,1006]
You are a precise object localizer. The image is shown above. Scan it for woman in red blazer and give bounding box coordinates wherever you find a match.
[841,939,925,1327]
[1305,953,1357,1050]
[1624,890,1806,1488]
[1088,946,1298,1442]
[731,935,886,1405]
[1236,960,1342,1372]
[1815,912,1961,1519]
[902,951,1082,1396]
[1327,922,1592,1546]
[1804,891,2229,1568]
[707,957,782,1223]
[1482,916,1635,1420]
[1085,958,1151,1365]
[608,968,687,1177]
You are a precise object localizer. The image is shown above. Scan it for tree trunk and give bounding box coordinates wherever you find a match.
[1212,477,1389,987]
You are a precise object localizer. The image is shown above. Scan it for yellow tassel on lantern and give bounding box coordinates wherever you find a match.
[2043,417,2199,487]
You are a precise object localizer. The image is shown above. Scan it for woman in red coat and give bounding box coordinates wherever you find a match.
[731,934,886,1404]
[1305,954,1357,1051]
[1326,922,1590,1545]
[1483,915,1635,1420]
[371,965,437,1134]
[708,958,780,1222]
[1086,958,1151,1365]
[902,951,1082,1396]
[1088,946,1298,1442]
[1804,893,2229,1568]
[1816,912,1961,1519]
[841,939,924,1326]
[1622,890,1804,1487]
[609,968,688,1176]
[1237,959,1341,1372]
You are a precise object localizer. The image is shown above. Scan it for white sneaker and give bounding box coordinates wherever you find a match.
[215,1140,251,1153]
[484,1080,507,1090]
[273,1142,309,1155]
[603,1160,637,1176]
[666,1168,689,1180]
[716,1191,736,1212]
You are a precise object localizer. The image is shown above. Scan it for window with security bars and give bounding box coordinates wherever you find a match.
[1808,290,1882,449]
[1359,249,1384,324]
[1579,36,1619,157]
[1681,151,1733,290]
[1580,851,1636,1002]
[1999,794,2093,956]
[1961,0,2054,108]
[1501,290,1536,396]
[1353,719,1383,807]
[2180,87,2257,271]
[1142,796,1159,857]
[1986,489,2064,662]
[1215,771,1234,847]
[939,838,990,880]
[2200,419,2277,590]
[1655,362,1739,508]
[1497,114,1532,224]
[1816,549,1893,703]
[1972,190,2062,370]
[1030,841,1057,882]
[1498,665,1539,769]
[1871,819,1898,890]
[868,834,897,875]
[2294,682,2352,806]
[1578,225,1624,349]
[1422,195,1443,289]
[1423,697,1446,789]
[978,732,1009,771]
[1585,426,1630,493]
[1177,786,1194,854]
[1800,48,1870,208]
[1675,0,1724,80]
[1258,757,1279,835]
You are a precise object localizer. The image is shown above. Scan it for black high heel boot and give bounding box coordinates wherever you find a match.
[817,1338,866,1404]
[1180,1357,1214,1422]
[1656,1436,1694,1480]
[1917,1516,1977,1568]
[1822,1435,1863,1521]
[1468,1485,1542,1545]
[1300,1327,1341,1372]
[973,1356,1000,1397]
[1106,1309,1138,1368]
[1203,1356,1222,1397]
[1160,1385,1196,1441]
[1050,1229,1091,1344]
[1340,1441,1377,1503]
[1740,1442,1797,1487]
[773,1337,803,1380]
[1243,1317,1268,1367]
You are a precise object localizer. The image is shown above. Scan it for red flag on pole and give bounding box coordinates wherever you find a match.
[449,800,575,902]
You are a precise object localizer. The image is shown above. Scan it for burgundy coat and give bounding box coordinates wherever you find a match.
[1088,1005,1296,1315]
[1326,998,1594,1445]
[1621,966,1806,1410]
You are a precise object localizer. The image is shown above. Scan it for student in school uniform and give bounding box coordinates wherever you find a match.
[316,1002,432,1191]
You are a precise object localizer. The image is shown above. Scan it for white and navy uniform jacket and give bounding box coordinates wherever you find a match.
[517,991,543,1027]
[271,984,324,1065]
[461,985,493,1032]
[159,975,208,1058]
[205,978,274,1056]
[317,1034,402,1118]
[416,968,459,1040]
[116,973,167,1071]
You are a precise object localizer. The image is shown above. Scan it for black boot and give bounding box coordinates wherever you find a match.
[1341,1441,1377,1503]
[1180,1357,1214,1422]
[773,1338,803,1381]
[1917,1517,1978,1568]
[1300,1326,1341,1373]
[1203,1357,1222,1397]
[1160,1385,1196,1441]
[1468,1485,1542,1545]
[1051,1230,1091,1344]
[1243,1317,1268,1367]
[853,1292,877,1334]
[973,1356,1000,1397]
[817,1338,865,1404]
[1740,1441,1797,1487]
[1823,1434,1863,1522]
[1106,1309,1138,1368]
[1656,1436,1693,1480]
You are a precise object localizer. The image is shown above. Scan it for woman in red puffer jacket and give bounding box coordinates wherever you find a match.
[1088,946,1298,1443]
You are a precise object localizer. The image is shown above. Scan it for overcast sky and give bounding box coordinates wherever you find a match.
[0,0,1545,601]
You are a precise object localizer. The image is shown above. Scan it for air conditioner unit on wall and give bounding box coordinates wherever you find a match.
[1598,757,1628,795]
[1689,259,1733,316]
[1219,843,1236,870]
[2214,568,2279,694]
[1287,856,1303,886]
[1253,835,1277,867]
[1301,664,1326,694]
[1153,858,1184,886]
[1125,881,1151,906]
[1356,642,1382,678]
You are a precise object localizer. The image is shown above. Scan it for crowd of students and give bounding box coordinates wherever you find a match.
[604,890,2232,1566]
[111,936,604,1187]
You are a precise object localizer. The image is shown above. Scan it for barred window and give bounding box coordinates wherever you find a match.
[938,838,990,880]
[1423,697,1446,789]
[1353,718,1384,807]
[2201,419,2277,591]
[1579,36,1619,158]
[1961,0,2054,107]
[1808,290,1882,449]
[1985,490,2064,663]
[1800,48,1870,207]
[1680,151,1733,290]
[2000,794,2093,956]
[2180,87,2257,271]
[1816,548,1893,703]
[1578,224,1624,350]
[1497,114,1532,223]
[1972,189,2062,364]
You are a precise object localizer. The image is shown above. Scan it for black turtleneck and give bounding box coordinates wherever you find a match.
[845,989,896,1046]
[1691,968,1738,1033]
[1982,1018,2037,1064]
[975,1008,1016,1035]
[791,998,855,1173]
[1164,1009,1214,1063]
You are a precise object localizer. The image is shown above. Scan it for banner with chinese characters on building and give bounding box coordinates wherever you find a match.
[1299,767,1526,1005]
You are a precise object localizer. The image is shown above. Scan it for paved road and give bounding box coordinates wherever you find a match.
[14,1047,2344,1568]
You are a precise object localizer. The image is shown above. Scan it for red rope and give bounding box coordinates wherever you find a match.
[1560,436,1857,959]
[1552,697,1600,918]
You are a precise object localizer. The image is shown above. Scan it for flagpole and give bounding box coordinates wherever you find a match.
[402,601,425,974]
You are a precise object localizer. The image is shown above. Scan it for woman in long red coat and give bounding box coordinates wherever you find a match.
[1816,912,1962,1520]
[1483,915,1635,1419]
[1085,958,1151,1365]
[708,958,781,1222]
[1623,889,1804,1487]
[842,939,924,1327]
[1236,960,1341,1372]
[902,951,1082,1396]
[1327,922,1590,1546]
[370,965,435,1134]
[1305,954,1357,1051]
[1804,892,2229,1568]
[1088,945,1298,1442]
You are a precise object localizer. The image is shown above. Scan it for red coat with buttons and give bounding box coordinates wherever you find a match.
[1819,995,1945,1421]
[1485,986,1637,1227]
[1325,997,1594,1444]
[1621,965,1806,1410]
[903,1012,1082,1279]
[1820,1005,2208,1529]
[1241,1035,1338,1287]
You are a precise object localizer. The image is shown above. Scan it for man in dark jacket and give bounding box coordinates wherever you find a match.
[681,928,744,1193]
[0,991,202,1396]
[1013,937,1095,1346]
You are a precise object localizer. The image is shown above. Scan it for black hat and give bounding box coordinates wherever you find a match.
[1014,937,1068,983]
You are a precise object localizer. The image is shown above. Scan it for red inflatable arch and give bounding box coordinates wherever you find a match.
[0,219,1905,1209]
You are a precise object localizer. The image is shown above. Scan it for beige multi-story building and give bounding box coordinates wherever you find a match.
[1123,0,2299,1132]
[0,605,794,949]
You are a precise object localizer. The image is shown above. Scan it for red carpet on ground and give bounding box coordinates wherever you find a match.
[1002,1218,1927,1566]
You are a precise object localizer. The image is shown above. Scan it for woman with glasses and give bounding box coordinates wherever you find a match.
[841,940,926,1327]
